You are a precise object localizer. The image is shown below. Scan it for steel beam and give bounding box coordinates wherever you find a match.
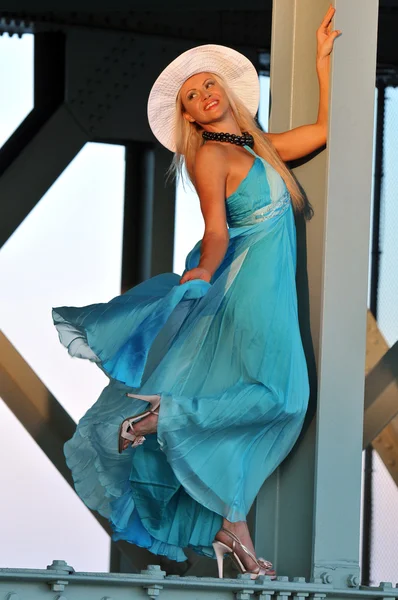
[364,341,398,446]
[365,311,398,486]
[0,105,87,247]
[310,0,378,586]
[253,0,378,587]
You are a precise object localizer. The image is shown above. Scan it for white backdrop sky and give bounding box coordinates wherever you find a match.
[0,33,397,583]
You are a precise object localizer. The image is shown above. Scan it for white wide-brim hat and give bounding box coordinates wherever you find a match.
[147,44,260,152]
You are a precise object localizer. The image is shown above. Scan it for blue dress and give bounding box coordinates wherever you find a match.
[52,145,309,563]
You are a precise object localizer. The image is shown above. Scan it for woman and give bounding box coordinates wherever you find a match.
[52,7,340,579]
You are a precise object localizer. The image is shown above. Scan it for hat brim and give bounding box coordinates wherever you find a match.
[147,44,260,152]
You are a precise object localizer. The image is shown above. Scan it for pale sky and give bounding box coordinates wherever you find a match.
[0,33,397,583]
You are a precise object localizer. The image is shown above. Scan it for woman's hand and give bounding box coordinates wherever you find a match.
[180,267,212,285]
[316,5,341,61]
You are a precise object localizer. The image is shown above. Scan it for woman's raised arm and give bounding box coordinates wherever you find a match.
[264,5,341,162]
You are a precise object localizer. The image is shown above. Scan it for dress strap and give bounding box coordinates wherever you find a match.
[243,144,258,158]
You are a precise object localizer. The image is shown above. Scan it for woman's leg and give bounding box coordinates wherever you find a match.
[215,520,259,572]
[120,415,267,573]
[120,411,159,451]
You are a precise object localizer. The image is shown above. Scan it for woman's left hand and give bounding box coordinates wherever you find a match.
[317,4,341,61]
[180,267,212,285]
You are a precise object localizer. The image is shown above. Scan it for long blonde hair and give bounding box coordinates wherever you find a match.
[169,72,309,216]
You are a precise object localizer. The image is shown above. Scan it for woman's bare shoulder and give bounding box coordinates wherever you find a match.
[194,143,228,178]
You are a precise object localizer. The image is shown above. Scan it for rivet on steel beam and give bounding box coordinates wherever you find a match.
[144,584,163,599]
[347,575,360,587]
[46,560,74,573]
[320,572,333,584]
[379,582,393,590]
[257,591,275,600]
[236,590,255,600]
[140,564,166,578]
[50,580,69,592]
[256,574,276,583]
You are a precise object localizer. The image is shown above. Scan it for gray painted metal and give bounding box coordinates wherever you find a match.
[150,145,176,277]
[122,143,156,290]
[64,29,258,144]
[311,0,378,587]
[251,0,324,581]
[253,0,378,588]
[1,561,398,600]
[0,105,87,247]
[366,312,398,486]
[364,341,398,446]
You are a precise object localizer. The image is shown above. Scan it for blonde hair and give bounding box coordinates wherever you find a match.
[169,72,310,217]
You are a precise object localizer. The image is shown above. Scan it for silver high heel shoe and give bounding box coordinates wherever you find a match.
[212,527,276,580]
[118,393,160,453]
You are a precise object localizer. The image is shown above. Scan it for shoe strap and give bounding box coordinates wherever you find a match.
[220,527,259,566]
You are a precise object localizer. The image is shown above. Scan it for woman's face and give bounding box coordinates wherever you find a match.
[179,72,230,127]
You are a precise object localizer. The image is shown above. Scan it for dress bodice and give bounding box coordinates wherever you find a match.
[225,145,290,228]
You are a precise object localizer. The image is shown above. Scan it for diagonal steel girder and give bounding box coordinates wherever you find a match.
[0,105,87,248]
[0,331,192,575]
[364,311,398,484]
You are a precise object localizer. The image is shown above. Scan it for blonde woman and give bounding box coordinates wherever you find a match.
[52,6,339,579]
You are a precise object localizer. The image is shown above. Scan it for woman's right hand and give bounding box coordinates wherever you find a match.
[180,267,212,285]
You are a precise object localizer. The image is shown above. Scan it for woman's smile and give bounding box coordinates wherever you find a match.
[204,99,219,111]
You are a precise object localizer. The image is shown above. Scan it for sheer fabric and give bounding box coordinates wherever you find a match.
[52,145,309,562]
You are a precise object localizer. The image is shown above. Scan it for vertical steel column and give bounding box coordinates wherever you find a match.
[150,144,176,277]
[362,83,385,587]
[311,1,378,586]
[253,0,378,585]
[122,142,155,292]
[121,142,176,294]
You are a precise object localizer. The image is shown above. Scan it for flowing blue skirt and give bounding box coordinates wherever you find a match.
[52,200,309,562]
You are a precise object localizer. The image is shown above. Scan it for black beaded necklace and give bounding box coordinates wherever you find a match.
[202,130,254,148]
